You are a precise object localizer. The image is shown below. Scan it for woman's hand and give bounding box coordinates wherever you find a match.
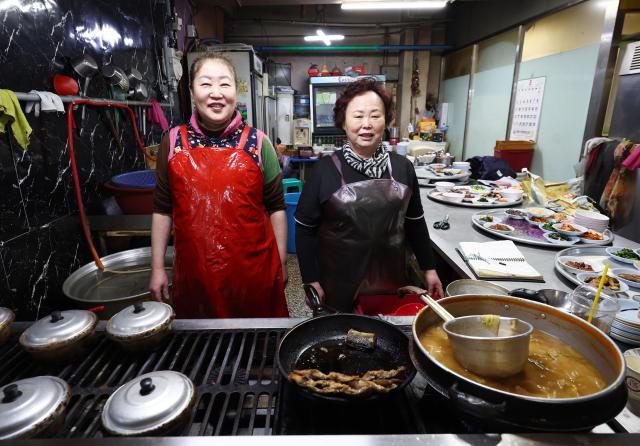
[424,269,444,299]
[149,267,170,301]
[304,281,325,308]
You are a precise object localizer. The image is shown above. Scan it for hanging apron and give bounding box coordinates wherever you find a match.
[317,153,412,312]
[167,124,288,318]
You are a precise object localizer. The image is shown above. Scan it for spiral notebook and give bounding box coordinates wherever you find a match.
[458,240,544,281]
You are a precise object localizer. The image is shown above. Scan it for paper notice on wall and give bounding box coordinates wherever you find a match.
[509,77,546,141]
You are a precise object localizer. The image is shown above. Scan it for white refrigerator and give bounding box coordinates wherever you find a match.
[187,45,265,130]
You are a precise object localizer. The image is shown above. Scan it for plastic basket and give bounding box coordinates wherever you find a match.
[111,170,156,189]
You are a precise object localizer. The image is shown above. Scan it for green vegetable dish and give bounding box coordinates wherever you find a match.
[613,248,640,260]
[542,222,555,232]
[550,233,571,241]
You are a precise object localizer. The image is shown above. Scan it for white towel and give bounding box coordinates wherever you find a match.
[24,90,65,117]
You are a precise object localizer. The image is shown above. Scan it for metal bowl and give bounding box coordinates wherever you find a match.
[446,279,510,297]
[63,247,174,319]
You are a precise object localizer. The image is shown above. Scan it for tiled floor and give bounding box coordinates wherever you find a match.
[284,254,312,317]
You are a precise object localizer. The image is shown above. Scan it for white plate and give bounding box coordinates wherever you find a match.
[612,320,640,335]
[475,214,503,224]
[611,268,640,289]
[553,222,587,237]
[606,247,640,264]
[609,330,640,346]
[616,308,640,328]
[617,298,640,311]
[611,327,640,342]
[525,215,554,226]
[537,222,556,233]
[468,185,492,194]
[543,232,579,246]
[576,272,630,294]
[558,256,604,275]
[483,222,515,234]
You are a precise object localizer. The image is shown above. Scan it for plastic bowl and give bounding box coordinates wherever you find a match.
[611,268,640,289]
[576,272,629,294]
[434,181,455,193]
[500,188,524,201]
[606,247,640,265]
[543,232,579,245]
[552,222,588,237]
[442,192,465,203]
[484,222,514,234]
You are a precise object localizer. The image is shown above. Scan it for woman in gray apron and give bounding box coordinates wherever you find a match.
[295,78,443,312]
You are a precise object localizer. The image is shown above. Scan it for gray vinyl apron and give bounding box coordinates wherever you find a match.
[317,153,412,312]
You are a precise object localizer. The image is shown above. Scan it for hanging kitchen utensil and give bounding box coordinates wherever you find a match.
[107,301,174,351]
[71,54,99,124]
[98,107,124,154]
[19,310,97,361]
[0,307,15,346]
[127,67,143,86]
[0,376,71,440]
[277,285,416,403]
[103,65,129,91]
[52,74,79,96]
[101,370,196,436]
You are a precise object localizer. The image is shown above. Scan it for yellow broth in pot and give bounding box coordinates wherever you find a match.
[419,323,606,398]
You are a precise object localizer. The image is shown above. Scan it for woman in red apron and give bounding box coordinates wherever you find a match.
[149,54,288,318]
[295,78,443,312]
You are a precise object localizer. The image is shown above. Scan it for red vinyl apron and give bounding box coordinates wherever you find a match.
[167,124,288,318]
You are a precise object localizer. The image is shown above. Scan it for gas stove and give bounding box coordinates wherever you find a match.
[1,318,639,445]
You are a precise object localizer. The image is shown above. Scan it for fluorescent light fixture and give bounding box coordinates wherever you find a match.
[341,1,448,10]
[304,29,345,46]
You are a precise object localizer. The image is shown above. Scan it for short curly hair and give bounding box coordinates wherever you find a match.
[333,77,394,129]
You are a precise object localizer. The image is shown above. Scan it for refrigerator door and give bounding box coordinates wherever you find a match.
[264,96,277,143]
[254,75,265,132]
[276,93,294,145]
[311,84,344,135]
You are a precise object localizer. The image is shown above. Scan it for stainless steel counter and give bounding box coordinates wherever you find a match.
[419,188,640,293]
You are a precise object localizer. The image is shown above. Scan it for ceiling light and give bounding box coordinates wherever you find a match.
[304,29,345,46]
[341,1,448,10]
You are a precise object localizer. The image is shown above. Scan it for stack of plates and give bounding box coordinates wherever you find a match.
[574,210,609,232]
[611,308,640,346]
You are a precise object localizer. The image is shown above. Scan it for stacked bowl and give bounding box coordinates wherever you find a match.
[574,210,609,232]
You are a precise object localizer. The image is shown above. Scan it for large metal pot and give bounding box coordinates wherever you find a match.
[63,247,174,319]
[412,294,628,432]
[0,307,15,345]
[106,301,174,351]
[19,310,98,362]
[0,376,71,439]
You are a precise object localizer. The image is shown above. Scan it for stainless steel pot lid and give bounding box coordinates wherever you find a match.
[101,371,195,436]
[107,301,173,339]
[0,307,14,328]
[0,376,70,440]
[19,310,97,348]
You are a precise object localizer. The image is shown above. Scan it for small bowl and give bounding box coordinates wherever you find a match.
[484,222,515,234]
[537,222,556,233]
[429,163,446,171]
[452,185,471,193]
[526,207,555,218]
[576,272,630,294]
[442,192,465,203]
[500,188,524,201]
[552,222,588,237]
[611,268,640,289]
[476,214,502,224]
[525,215,554,226]
[606,247,640,264]
[468,184,491,195]
[505,209,527,219]
[543,232,579,245]
[579,229,607,244]
[434,181,455,193]
[558,256,604,275]
[472,196,495,205]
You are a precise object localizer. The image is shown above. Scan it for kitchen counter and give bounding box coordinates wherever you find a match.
[419,187,640,294]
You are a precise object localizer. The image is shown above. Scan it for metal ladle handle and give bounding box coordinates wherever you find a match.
[419,294,454,322]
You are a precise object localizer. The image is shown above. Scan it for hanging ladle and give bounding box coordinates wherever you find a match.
[419,294,533,378]
[71,54,99,124]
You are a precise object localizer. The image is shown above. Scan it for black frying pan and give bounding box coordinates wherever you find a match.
[276,285,416,403]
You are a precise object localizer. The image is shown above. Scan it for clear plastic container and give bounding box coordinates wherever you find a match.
[569,284,620,333]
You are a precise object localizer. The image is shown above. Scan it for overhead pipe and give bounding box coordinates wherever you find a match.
[255,44,451,52]
[15,92,170,108]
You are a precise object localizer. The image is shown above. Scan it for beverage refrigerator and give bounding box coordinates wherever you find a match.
[309,75,385,144]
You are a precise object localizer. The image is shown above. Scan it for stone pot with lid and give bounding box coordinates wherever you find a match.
[0,307,15,345]
[106,301,174,351]
[0,376,71,439]
[19,310,98,361]
[101,370,196,436]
